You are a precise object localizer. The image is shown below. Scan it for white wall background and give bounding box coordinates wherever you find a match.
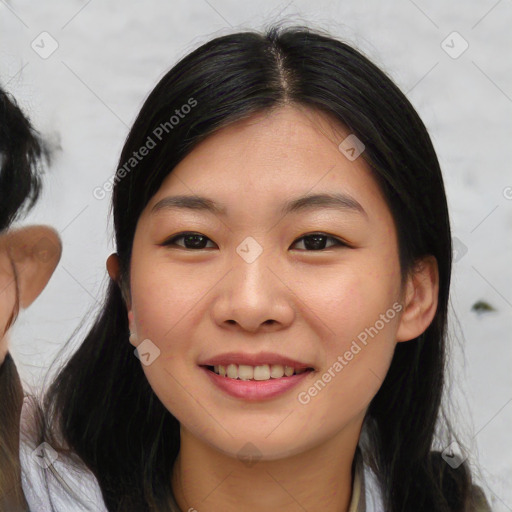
[1,0,511,509]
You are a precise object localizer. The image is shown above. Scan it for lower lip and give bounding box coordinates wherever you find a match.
[200,366,312,401]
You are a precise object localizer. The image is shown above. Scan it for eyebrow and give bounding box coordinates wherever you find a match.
[151,192,368,219]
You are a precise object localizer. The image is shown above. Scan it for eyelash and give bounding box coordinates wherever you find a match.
[161,232,348,251]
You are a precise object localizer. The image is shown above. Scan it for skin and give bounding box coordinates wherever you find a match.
[0,226,62,364]
[0,226,61,511]
[108,105,439,512]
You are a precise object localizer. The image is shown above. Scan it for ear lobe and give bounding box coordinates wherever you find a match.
[127,310,138,346]
[2,225,62,309]
[396,255,439,343]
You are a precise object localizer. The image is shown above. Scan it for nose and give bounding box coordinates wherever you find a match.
[210,249,295,334]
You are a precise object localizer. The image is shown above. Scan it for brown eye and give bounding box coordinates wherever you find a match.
[162,232,216,250]
[290,233,346,251]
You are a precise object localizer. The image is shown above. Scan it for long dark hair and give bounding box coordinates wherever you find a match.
[39,24,486,511]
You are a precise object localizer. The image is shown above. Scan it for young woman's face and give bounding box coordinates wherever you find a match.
[128,105,408,460]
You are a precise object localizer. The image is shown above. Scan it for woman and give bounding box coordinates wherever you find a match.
[2,24,492,511]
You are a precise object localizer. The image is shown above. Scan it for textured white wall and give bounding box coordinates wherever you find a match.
[1,0,511,508]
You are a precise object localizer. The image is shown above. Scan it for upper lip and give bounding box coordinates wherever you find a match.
[199,352,315,370]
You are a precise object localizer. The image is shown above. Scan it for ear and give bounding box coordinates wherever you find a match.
[106,252,128,307]
[1,225,62,309]
[106,252,120,284]
[396,255,439,343]
[106,253,136,340]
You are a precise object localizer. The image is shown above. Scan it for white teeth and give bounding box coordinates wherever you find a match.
[270,364,284,378]
[253,365,270,380]
[284,366,294,377]
[211,363,309,380]
[227,364,238,379]
[238,365,254,381]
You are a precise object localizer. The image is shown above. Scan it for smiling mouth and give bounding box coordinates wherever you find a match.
[202,364,315,381]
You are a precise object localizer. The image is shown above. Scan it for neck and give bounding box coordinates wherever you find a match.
[171,416,364,512]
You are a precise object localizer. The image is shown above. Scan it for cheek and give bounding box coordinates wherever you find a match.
[130,257,203,342]
[299,257,401,341]
[129,260,196,412]
[300,283,399,429]
[300,256,401,394]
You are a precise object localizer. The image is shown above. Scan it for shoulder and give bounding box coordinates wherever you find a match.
[19,395,108,512]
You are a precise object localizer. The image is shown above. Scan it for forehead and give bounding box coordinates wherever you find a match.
[144,105,390,224]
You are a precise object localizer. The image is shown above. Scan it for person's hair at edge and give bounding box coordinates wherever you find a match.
[0,88,49,230]
[0,85,50,510]
[33,23,489,511]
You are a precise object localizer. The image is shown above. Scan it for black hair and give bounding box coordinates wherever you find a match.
[0,88,50,231]
[39,24,488,511]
